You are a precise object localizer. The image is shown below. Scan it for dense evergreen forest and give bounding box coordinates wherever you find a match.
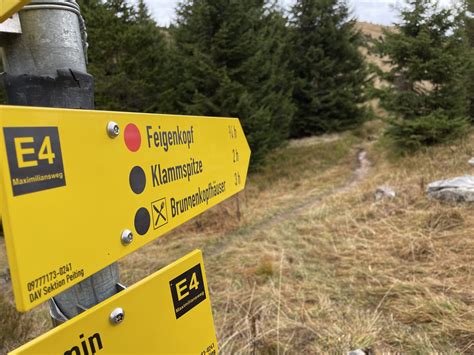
[78,0,370,167]
[3,0,474,167]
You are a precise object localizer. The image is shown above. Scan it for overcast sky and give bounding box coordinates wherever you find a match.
[141,0,457,27]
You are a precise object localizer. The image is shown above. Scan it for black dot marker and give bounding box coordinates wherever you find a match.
[129,166,146,194]
[134,207,150,236]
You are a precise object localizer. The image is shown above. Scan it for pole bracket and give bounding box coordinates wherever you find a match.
[49,283,127,326]
[0,13,22,42]
[2,69,94,109]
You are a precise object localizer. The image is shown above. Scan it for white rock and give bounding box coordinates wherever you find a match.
[375,186,396,200]
[427,176,474,202]
[469,158,474,167]
[347,350,367,355]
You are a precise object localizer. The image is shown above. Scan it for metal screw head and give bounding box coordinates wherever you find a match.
[121,229,134,245]
[107,121,120,138]
[109,308,125,325]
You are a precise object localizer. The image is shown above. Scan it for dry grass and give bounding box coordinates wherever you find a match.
[2,124,473,353]
[357,22,392,78]
[357,22,393,119]
[0,243,51,354]
[0,293,33,353]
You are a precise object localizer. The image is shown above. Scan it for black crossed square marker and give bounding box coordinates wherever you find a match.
[151,198,168,230]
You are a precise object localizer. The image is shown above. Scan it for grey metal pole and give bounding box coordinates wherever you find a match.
[2,0,87,76]
[1,0,120,324]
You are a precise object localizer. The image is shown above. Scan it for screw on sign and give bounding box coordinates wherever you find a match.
[107,121,120,138]
[121,230,134,245]
[109,308,125,325]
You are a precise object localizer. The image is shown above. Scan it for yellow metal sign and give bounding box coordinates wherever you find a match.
[0,105,250,311]
[0,0,29,22]
[10,250,218,354]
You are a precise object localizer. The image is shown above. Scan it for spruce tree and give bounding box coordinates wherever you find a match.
[289,0,368,137]
[171,0,295,167]
[78,0,170,112]
[466,0,474,119]
[374,0,471,151]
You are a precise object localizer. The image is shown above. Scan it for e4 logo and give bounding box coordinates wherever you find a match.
[176,271,200,301]
[15,135,56,168]
[3,127,66,196]
[170,263,206,319]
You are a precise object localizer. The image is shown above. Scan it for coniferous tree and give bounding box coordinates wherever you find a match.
[170,0,295,167]
[466,0,474,119]
[78,0,170,112]
[289,0,368,137]
[374,0,471,151]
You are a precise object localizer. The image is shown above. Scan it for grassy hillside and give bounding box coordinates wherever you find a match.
[356,22,392,118]
[356,22,391,75]
[2,121,472,353]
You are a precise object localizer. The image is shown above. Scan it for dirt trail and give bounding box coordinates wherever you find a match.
[207,147,371,256]
[288,134,342,148]
[254,147,371,230]
[345,149,372,190]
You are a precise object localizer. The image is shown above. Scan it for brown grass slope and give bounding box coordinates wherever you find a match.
[356,22,390,73]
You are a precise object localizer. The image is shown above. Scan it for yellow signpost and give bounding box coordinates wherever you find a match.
[10,250,218,354]
[0,105,250,312]
[0,0,29,22]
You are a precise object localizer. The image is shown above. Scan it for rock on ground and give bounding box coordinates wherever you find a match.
[375,186,396,200]
[348,350,371,355]
[427,176,474,202]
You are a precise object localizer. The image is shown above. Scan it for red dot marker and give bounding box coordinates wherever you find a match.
[124,123,141,152]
